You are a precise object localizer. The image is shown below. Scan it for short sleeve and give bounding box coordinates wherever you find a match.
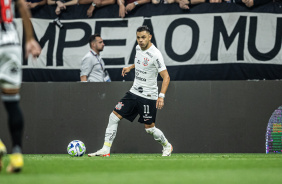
[80,56,93,77]
[153,52,167,73]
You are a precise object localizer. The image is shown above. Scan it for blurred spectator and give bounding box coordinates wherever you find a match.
[242,0,272,7]
[78,0,116,18]
[152,0,175,3]
[242,0,254,6]
[118,0,151,18]
[47,0,78,15]
[227,0,272,7]
[26,0,47,9]
[209,0,222,2]
[176,0,206,9]
[80,34,111,82]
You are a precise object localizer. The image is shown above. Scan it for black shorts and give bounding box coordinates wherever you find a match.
[113,92,157,124]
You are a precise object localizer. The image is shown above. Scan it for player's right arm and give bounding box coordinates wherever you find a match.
[17,0,41,58]
[122,64,135,77]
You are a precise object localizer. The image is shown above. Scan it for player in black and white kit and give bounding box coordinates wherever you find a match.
[0,0,41,173]
[88,26,173,157]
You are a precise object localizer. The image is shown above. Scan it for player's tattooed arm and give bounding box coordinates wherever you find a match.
[122,64,135,77]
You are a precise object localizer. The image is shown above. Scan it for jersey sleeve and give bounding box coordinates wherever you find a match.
[153,51,167,73]
[80,56,94,77]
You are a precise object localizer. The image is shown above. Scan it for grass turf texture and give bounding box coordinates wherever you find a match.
[1,154,282,184]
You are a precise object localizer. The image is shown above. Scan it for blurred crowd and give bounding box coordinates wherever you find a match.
[26,0,280,18]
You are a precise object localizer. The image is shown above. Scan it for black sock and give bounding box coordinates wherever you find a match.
[4,101,24,150]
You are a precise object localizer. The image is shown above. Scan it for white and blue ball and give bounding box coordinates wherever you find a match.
[67,140,86,157]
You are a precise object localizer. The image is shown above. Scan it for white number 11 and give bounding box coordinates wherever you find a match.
[144,105,150,114]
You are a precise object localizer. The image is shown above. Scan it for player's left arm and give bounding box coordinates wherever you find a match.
[17,0,41,58]
[156,69,170,110]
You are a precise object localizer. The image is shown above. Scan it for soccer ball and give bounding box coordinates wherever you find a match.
[67,140,86,157]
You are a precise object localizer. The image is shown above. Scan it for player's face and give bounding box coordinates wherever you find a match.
[136,31,152,50]
[93,37,105,52]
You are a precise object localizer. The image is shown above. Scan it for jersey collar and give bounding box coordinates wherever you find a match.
[139,43,154,52]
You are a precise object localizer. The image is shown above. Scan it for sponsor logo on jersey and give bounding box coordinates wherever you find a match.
[146,52,153,58]
[109,130,117,141]
[136,69,146,74]
[10,66,19,75]
[142,58,149,66]
[133,86,143,93]
[143,114,152,119]
[137,87,143,93]
[144,119,150,121]
[136,76,146,81]
[115,102,124,110]
[156,59,162,69]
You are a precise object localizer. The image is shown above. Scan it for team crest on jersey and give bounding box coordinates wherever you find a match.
[142,58,149,66]
[115,102,124,110]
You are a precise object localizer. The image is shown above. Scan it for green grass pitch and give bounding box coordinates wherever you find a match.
[1,154,282,184]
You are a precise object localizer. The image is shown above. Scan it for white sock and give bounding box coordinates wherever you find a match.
[146,126,170,147]
[102,112,120,152]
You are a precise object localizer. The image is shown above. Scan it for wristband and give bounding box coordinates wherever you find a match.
[133,1,139,5]
[159,93,165,98]
[92,2,96,6]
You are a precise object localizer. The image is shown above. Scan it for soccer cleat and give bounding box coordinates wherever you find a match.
[0,140,7,172]
[6,153,24,173]
[88,149,110,157]
[162,144,173,156]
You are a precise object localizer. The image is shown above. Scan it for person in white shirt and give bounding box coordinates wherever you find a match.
[80,34,111,82]
[88,25,173,157]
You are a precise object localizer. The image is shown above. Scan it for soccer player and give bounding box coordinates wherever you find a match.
[0,0,41,173]
[88,25,173,157]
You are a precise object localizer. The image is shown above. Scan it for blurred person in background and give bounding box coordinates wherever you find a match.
[210,0,272,7]
[177,0,272,9]
[152,0,176,4]
[25,0,47,9]
[240,0,272,7]
[47,0,77,15]
[78,0,115,18]
[0,0,41,173]
[80,34,111,82]
[158,0,206,10]
[118,0,151,18]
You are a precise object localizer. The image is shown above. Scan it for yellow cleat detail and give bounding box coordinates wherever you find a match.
[6,153,24,173]
[0,140,7,172]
